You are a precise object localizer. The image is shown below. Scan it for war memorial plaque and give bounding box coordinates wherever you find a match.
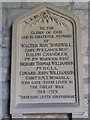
[10,3,84,118]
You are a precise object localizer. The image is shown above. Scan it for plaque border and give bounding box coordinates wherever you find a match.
[10,3,84,117]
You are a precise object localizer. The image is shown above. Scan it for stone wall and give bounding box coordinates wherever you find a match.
[1,2,89,119]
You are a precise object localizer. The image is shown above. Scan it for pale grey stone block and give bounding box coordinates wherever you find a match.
[82,47,89,57]
[0,82,2,98]
[6,9,30,28]
[83,47,89,56]
[21,2,41,9]
[2,68,9,81]
[2,81,9,118]
[84,84,88,95]
[71,10,88,28]
[51,2,71,6]
[2,27,11,48]
[0,2,2,10]
[73,2,88,10]
[20,2,73,10]
[0,114,2,120]
[83,78,89,84]
[0,11,2,28]
[81,28,88,48]
[2,99,9,118]
[2,9,8,28]
[51,2,73,10]
[0,39,2,47]
[0,57,1,67]
[2,2,21,9]
[83,69,88,79]
[0,43,2,48]
[86,47,90,57]
[0,82,4,119]
[2,81,9,100]
[2,56,10,68]
[0,68,2,82]
[83,65,88,74]
[0,102,2,120]
[2,48,10,57]
[82,56,88,65]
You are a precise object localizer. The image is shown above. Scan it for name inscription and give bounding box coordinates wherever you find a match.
[17,17,76,103]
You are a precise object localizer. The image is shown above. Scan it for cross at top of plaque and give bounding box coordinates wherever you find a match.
[10,3,84,118]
